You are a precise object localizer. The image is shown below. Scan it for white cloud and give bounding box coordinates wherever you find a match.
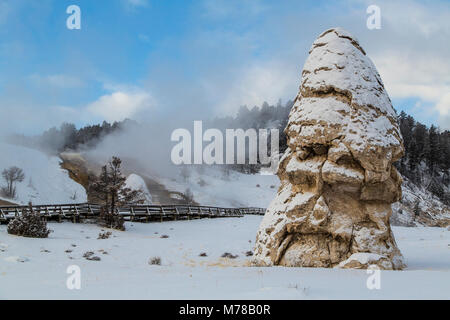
[86,90,153,122]
[374,52,450,100]
[373,53,450,129]
[208,60,298,115]
[377,0,450,37]
[29,74,84,88]
[356,0,450,128]
[436,93,450,116]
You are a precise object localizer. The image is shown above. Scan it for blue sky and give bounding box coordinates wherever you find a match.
[0,0,449,134]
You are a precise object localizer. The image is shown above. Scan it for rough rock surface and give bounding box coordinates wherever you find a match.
[253,28,406,270]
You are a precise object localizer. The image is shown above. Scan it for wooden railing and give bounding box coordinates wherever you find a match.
[0,203,266,223]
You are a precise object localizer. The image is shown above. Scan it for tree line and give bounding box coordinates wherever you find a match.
[397,111,450,204]
[9,119,136,154]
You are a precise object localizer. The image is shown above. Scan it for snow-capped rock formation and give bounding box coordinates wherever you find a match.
[253,28,406,270]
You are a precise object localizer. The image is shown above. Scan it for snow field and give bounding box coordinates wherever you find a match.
[0,216,448,299]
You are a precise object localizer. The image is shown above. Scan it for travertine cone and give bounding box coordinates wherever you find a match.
[253,28,406,270]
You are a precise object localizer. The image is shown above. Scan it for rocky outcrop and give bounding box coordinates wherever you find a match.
[391,178,450,228]
[60,152,100,203]
[253,28,406,270]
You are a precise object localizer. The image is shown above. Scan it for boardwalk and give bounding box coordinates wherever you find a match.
[0,203,266,223]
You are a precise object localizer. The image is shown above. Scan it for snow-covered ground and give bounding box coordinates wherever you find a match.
[0,216,448,299]
[0,142,87,205]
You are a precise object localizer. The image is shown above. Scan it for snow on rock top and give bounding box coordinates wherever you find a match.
[289,27,403,177]
[253,28,405,270]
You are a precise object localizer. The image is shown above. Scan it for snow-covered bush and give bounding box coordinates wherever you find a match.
[221,252,238,259]
[149,256,161,265]
[7,204,50,238]
[98,231,112,239]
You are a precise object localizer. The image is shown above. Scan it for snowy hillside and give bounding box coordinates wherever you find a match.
[392,177,450,227]
[125,174,152,204]
[0,216,448,299]
[0,142,87,205]
[155,166,280,208]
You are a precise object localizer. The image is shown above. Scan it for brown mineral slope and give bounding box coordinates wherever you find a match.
[59,152,194,205]
[253,28,406,270]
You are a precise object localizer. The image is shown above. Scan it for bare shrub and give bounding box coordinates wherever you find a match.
[83,251,101,261]
[1,166,25,199]
[98,231,112,239]
[221,252,238,259]
[149,256,161,265]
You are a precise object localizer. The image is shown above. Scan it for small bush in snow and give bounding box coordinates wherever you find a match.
[98,231,112,239]
[83,251,94,258]
[149,256,161,265]
[221,252,238,259]
[7,203,50,238]
[83,251,101,261]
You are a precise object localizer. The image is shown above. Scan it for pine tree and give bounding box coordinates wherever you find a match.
[90,157,143,229]
[413,200,421,218]
[427,125,440,175]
